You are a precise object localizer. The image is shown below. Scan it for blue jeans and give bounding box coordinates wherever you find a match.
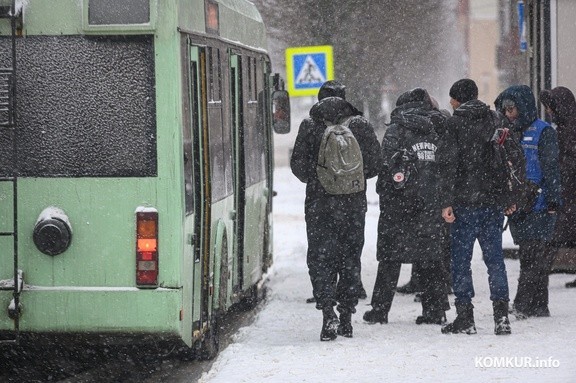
[451,206,509,305]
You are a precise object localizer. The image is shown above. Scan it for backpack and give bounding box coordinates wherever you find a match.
[488,117,540,211]
[316,117,365,195]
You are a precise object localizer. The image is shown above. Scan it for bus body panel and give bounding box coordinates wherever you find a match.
[1,289,181,334]
[0,0,279,351]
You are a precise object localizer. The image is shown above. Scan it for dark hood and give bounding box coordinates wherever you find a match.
[309,96,362,124]
[494,85,538,129]
[395,88,432,107]
[452,99,491,121]
[540,86,576,124]
[390,101,435,136]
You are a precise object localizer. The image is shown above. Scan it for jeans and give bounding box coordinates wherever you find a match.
[451,206,509,305]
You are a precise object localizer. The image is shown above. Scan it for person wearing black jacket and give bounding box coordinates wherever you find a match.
[290,81,380,341]
[540,87,576,289]
[439,79,515,336]
[363,88,449,326]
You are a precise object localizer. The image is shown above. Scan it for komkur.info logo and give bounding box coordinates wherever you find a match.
[475,356,560,368]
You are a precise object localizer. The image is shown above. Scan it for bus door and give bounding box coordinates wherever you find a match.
[261,60,274,271]
[185,44,211,338]
[230,53,244,292]
[241,56,268,285]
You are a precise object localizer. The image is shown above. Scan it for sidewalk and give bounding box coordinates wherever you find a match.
[199,167,576,383]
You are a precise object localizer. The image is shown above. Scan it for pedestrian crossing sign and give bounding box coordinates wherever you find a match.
[286,45,334,97]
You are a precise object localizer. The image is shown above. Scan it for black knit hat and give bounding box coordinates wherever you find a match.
[449,79,478,103]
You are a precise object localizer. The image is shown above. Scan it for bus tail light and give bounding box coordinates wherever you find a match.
[136,208,158,287]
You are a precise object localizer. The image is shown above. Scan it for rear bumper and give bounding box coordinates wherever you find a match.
[0,287,182,335]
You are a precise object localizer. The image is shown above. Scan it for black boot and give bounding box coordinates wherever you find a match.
[416,309,447,325]
[337,311,353,338]
[320,306,339,341]
[493,300,512,335]
[363,308,388,324]
[441,303,476,335]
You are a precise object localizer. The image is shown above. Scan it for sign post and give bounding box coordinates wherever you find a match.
[517,1,527,52]
[285,45,334,97]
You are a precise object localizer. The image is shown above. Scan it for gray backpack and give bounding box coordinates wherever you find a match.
[316,117,365,195]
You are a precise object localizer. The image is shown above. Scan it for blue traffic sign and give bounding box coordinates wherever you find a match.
[286,46,334,97]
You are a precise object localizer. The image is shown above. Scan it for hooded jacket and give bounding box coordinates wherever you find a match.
[495,85,561,243]
[494,85,539,131]
[290,97,380,214]
[540,86,576,245]
[376,89,446,263]
[438,99,504,208]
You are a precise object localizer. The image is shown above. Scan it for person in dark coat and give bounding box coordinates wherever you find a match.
[290,81,380,341]
[439,79,515,336]
[396,99,453,299]
[302,84,369,303]
[540,87,576,288]
[495,85,561,318]
[363,88,449,325]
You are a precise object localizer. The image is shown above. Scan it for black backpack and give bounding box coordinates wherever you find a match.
[488,114,540,211]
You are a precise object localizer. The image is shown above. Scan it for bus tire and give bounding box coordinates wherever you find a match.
[238,284,265,311]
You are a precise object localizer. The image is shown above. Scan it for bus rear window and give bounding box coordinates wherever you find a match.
[0,35,157,178]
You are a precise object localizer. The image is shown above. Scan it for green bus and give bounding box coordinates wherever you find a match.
[0,0,290,359]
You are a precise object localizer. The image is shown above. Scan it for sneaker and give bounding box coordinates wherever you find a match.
[363,309,388,324]
[494,316,512,335]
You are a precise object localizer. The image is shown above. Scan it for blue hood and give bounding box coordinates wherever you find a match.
[494,85,538,130]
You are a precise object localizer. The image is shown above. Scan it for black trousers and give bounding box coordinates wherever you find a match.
[306,209,365,313]
[371,260,447,315]
[514,240,557,316]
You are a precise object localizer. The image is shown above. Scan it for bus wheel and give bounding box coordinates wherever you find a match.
[238,284,265,311]
[196,316,220,361]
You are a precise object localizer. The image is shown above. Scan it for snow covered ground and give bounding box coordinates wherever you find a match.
[199,167,576,383]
